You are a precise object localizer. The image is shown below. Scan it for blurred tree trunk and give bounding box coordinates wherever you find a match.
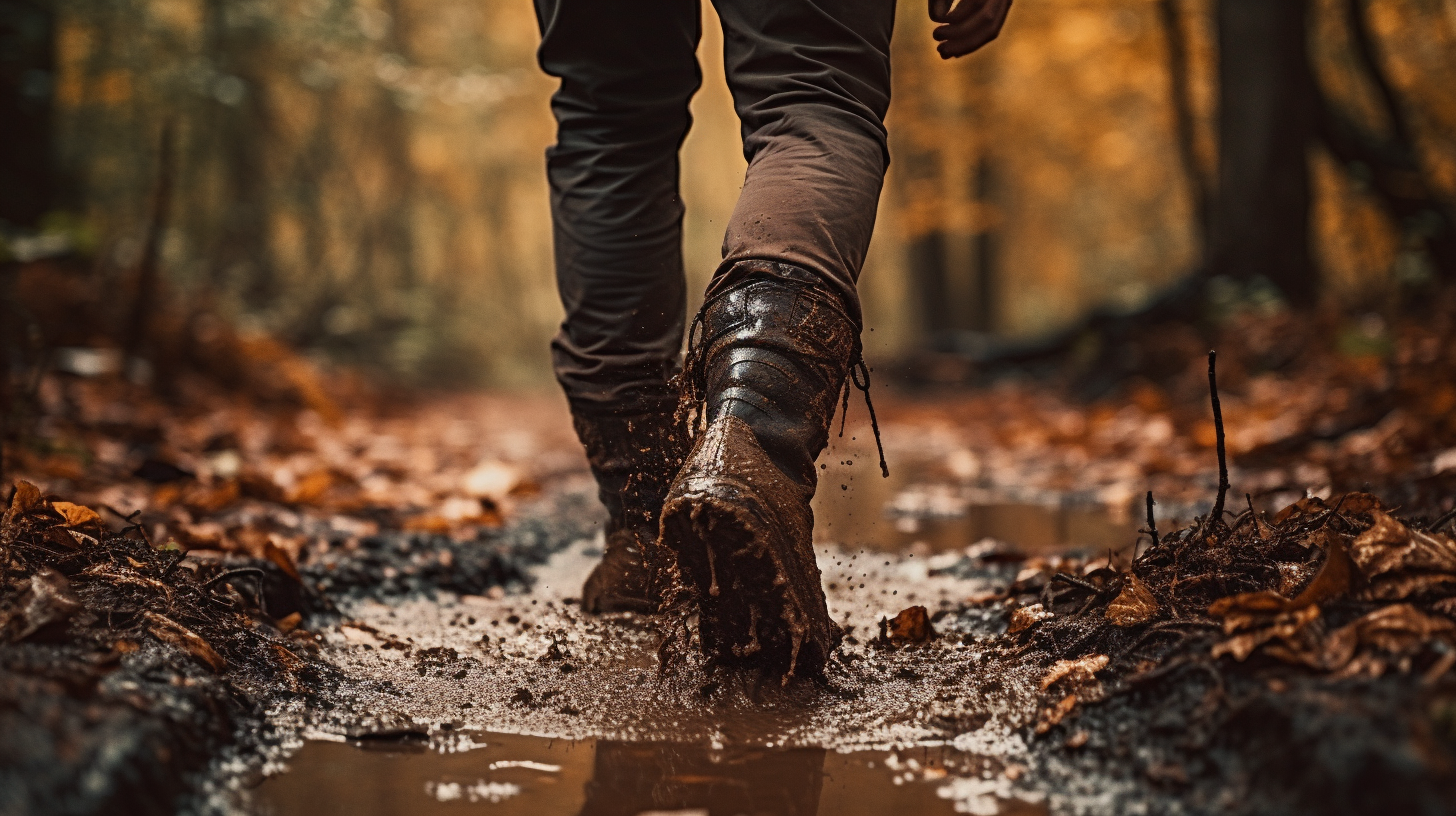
[0,0,54,229]
[201,0,276,309]
[0,0,55,480]
[1210,0,1318,305]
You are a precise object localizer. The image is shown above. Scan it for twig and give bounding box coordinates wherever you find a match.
[203,566,265,589]
[1207,350,1230,526]
[1146,491,1159,549]
[1431,506,1456,533]
[1050,573,1102,594]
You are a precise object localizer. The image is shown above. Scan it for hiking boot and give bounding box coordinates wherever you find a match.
[574,407,686,614]
[659,267,883,679]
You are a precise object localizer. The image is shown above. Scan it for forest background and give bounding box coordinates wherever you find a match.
[3,0,1456,387]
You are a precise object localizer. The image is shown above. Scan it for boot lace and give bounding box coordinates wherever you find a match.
[675,276,889,479]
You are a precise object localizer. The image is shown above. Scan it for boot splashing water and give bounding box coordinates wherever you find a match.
[658,265,886,681]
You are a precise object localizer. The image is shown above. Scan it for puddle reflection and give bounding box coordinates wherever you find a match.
[252,733,980,816]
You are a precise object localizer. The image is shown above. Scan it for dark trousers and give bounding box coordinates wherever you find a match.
[534,0,895,416]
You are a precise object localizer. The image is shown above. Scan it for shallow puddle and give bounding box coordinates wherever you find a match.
[249,464,1131,816]
[812,443,1136,556]
[253,732,1046,816]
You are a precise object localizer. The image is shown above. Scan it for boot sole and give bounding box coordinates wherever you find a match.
[661,474,839,679]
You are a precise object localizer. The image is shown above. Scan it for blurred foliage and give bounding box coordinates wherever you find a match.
[44,0,1456,386]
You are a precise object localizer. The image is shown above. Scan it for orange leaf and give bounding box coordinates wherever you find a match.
[52,501,102,528]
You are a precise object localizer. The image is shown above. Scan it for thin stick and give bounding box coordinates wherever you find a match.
[1207,350,1230,525]
[1146,491,1159,549]
[1431,506,1456,533]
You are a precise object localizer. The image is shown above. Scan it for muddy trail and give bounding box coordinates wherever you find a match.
[5,297,1456,814]
[7,430,1456,815]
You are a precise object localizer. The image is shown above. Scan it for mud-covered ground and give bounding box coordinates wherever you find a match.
[6,290,1456,814]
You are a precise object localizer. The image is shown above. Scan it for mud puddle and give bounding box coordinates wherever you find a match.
[812,440,1138,556]
[252,731,1048,816]
[231,450,1142,816]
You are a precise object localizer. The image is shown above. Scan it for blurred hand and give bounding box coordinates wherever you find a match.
[929,0,1012,59]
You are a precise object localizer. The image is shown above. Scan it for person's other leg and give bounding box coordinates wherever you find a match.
[534,0,701,612]
[658,0,894,677]
[536,0,702,413]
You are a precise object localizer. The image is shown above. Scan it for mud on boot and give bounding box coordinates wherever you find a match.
[658,264,886,680]
[573,407,686,614]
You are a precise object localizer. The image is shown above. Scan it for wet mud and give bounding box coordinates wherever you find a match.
[9,437,1455,815]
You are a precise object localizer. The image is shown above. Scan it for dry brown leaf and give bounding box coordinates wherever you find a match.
[3,480,44,526]
[1351,511,1456,580]
[185,480,241,514]
[1008,603,1052,634]
[264,540,301,582]
[1274,496,1329,524]
[1291,535,1354,606]
[1040,654,1109,690]
[51,501,102,528]
[238,471,287,503]
[402,515,453,535]
[287,470,335,506]
[1209,591,1291,628]
[1034,693,1079,734]
[1106,574,1158,627]
[1336,493,1385,516]
[1350,603,1455,655]
[275,612,303,634]
[1363,573,1456,601]
[886,605,934,645]
[143,611,226,672]
[5,568,81,640]
[1211,605,1321,661]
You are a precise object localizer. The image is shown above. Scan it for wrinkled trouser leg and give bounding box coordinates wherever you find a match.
[708,0,895,326]
[534,0,701,414]
[536,0,893,406]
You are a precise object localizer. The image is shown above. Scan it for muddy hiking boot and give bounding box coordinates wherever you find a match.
[573,408,687,614]
[659,265,887,681]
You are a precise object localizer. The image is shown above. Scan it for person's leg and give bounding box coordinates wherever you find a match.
[658,0,894,678]
[534,0,701,612]
[709,0,894,319]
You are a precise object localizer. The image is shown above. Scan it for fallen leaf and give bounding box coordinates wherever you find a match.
[238,471,287,503]
[886,605,934,645]
[4,569,82,640]
[1351,511,1456,580]
[264,540,302,582]
[1350,603,1455,655]
[287,469,336,506]
[1008,603,1052,634]
[275,612,303,634]
[3,480,44,526]
[1040,654,1109,690]
[1291,533,1354,606]
[1336,492,1385,516]
[51,501,102,528]
[143,611,226,672]
[1106,574,1158,626]
[185,480,241,513]
[1211,605,1321,661]
[402,515,453,535]
[1034,693,1079,734]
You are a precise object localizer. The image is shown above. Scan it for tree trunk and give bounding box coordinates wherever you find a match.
[1211,0,1318,305]
[0,0,54,228]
